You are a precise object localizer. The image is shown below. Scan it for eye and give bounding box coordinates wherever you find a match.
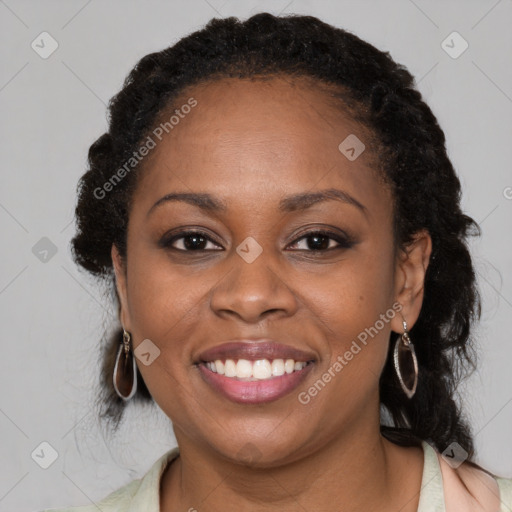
[287,230,354,252]
[159,230,223,252]
[159,229,354,253]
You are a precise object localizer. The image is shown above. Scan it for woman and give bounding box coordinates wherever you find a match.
[44,12,512,512]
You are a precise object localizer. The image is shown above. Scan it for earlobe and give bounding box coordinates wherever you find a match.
[391,230,433,333]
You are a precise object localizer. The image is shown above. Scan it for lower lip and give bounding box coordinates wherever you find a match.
[197,363,314,404]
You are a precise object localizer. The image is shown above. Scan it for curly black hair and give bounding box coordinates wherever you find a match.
[71,12,481,460]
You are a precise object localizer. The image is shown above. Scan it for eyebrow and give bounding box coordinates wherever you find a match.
[147,188,367,217]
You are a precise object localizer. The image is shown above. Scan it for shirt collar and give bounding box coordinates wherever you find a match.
[125,440,444,511]
[126,446,179,512]
[417,440,446,512]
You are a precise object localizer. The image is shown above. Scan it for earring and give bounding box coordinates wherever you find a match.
[113,328,138,401]
[393,319,418,399]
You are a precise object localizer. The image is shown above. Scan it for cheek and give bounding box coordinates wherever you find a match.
[304,248,396,392]
[124,242,210,339]
[124,251,204,410]
[297,268,394,423]
[310,246,395,333]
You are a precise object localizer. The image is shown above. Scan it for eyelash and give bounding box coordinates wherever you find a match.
[159,229,354,253]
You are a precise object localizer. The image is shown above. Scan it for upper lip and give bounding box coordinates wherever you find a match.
[196,339,316,363]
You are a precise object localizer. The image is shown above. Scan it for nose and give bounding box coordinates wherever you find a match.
[209,246,299,324]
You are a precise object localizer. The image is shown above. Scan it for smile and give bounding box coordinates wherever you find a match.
[202,358,310,380]
[197,358,315,404]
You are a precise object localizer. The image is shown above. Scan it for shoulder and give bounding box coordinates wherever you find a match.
[41,447,180,512]
[436,447,512,512]
[41,479,141,512]
[495,476,512,511]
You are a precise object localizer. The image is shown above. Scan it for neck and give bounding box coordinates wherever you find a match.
[160,409,423,512]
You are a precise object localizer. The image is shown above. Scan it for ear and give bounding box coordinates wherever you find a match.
[390,229,432,334]
[111,244,131,330]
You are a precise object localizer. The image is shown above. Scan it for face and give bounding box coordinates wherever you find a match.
[112,76,431,466]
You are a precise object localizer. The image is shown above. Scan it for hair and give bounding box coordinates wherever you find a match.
[71,13,481,460]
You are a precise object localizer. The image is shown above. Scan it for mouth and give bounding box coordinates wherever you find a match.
[199,357,314,380]
[194,340,316,404]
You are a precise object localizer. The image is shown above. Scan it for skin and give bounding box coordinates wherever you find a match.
[112,76,432,512]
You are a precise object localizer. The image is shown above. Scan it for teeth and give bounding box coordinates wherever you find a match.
[236,359,253,378]
[214,360,224,375]
[224,359,237,377]
[204,358,309,380]
[253,359,272,379]
[271,359,285,376]
[284,359,295,374]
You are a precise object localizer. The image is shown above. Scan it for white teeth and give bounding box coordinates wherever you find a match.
[224,359,237,377]
[214,359,225,375]
[271,359,285,376]
[205,358,309,380]
[252,359,272,379]
[235,359,253,378]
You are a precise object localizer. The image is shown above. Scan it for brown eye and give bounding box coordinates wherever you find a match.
[287,230,354,252]
[159,230,223,251]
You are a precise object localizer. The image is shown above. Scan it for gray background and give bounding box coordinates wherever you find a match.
[1,0,511,510]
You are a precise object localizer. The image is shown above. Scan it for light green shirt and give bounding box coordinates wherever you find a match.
[43,440,512,511]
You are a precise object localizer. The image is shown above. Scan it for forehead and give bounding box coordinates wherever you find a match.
[153,75,365,157]
[132,76,388,216]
